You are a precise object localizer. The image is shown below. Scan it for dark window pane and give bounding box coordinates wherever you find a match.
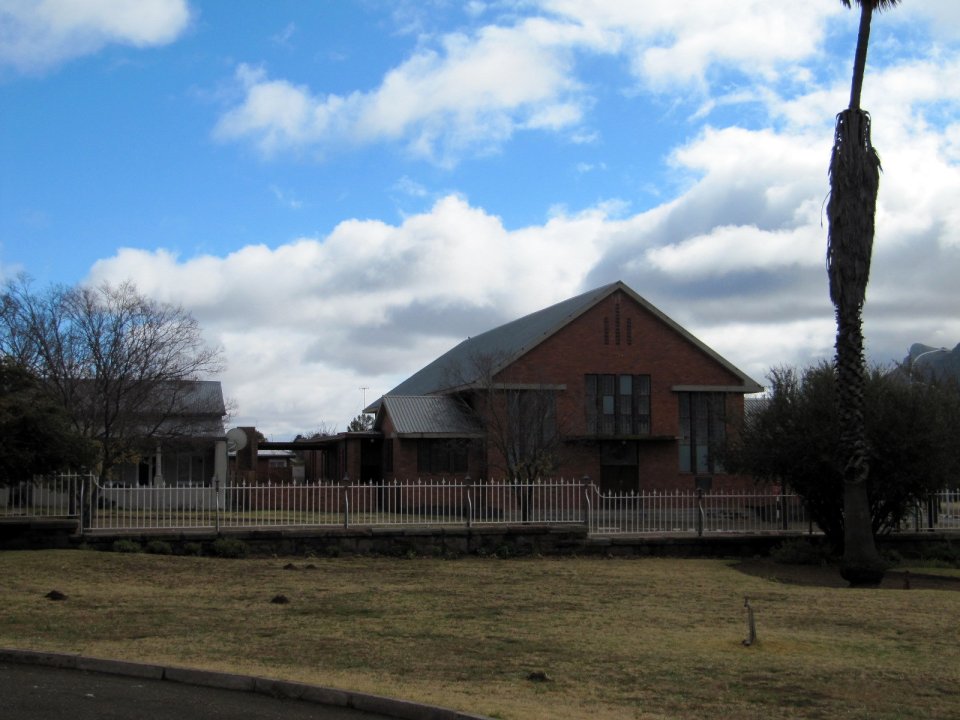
[677,391,725,473]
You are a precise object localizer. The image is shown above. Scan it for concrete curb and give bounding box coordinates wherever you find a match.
[0,648,492,720]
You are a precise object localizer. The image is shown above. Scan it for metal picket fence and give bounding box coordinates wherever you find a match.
[94,482,221,530]
[85,477,807,534]
[0,473,85,518]
[905,488,960,532]
[6,473,960,538]
[584,487,811,535]
[85,477,587,531]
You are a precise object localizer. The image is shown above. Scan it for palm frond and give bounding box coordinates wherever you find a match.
[839,0,902,11]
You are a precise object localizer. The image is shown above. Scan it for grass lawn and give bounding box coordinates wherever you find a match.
[1,549,958,720]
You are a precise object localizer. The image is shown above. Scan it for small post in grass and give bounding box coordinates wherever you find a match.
[743,596,757,646]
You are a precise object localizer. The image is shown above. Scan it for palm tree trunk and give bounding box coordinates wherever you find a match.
[827,3,886,586]
[835,304,882,584]
[849,3,873,110]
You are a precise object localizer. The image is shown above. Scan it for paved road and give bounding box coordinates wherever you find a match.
[1,663,399,720]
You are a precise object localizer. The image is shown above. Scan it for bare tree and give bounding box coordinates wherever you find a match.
[294,422,339,440]
[447,352,568,521]
[0,277,223,485]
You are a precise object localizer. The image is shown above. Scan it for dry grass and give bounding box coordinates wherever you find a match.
[2,549,959,719]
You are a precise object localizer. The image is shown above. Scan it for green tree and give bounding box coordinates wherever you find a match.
[827,0,901,585]
[721,362,959,550]
[0,358,95,481]
[347,414,373,432]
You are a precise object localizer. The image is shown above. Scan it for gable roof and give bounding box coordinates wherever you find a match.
[172,380,227,417]
[151,380,227,439]
[377,395,484,437]
[367,280,762,411]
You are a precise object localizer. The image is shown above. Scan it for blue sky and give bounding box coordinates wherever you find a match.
[2,1,959,439]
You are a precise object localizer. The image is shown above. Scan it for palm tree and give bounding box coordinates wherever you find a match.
[827,0,900,586]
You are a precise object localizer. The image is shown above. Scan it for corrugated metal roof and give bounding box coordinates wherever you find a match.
[381,395,484,436]
[142,381,227,438]
[174,380,227,416]
[366,281,762,413]
[369,282,621,409]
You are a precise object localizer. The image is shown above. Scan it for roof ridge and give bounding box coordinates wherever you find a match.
[369,282,622,406]
[367,280,761,411]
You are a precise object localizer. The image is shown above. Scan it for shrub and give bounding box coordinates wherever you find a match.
[182,541,203,556]
[112,539,141,554]
[211,537,248,558]
[144,540,173,555]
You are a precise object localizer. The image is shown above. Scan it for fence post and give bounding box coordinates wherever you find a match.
[584,487,592,531]
[214,477,221,533]
[82,474,94,532]
[343,487,350,529]
[78,474,86,537]
[696,488,704,537]
[582,476,591,528]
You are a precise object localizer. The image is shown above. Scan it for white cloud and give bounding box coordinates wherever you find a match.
[901,0,960,41]
[212,2,854,163]
[210,0,960,169]
[393,176,430,198]
[646,223,822,279]
[215,19,596,165]
[78,1,960,439]
[0,0,191,73]
[86,195,614,436]
[90,76,960,436]
[538,0,839,89]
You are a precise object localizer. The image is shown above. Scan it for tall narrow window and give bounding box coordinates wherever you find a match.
[603,317,610,345]
[618,375,632,434]
[635,375,651,434]
[678,392,726,473]
[626,318,633,345]
[601,374,616,434]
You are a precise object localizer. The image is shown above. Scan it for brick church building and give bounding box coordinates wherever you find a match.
[352,281,763,492]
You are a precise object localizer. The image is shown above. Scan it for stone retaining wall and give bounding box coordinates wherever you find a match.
[2,518,954,561]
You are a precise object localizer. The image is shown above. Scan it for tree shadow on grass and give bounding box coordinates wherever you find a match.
[732,558,960,591]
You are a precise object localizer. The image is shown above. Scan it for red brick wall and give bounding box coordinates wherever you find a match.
[379,413,480,482]
[491,289,755,490]
[381,289,758,491]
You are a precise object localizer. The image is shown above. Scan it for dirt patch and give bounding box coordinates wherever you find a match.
[732,558,960,591]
